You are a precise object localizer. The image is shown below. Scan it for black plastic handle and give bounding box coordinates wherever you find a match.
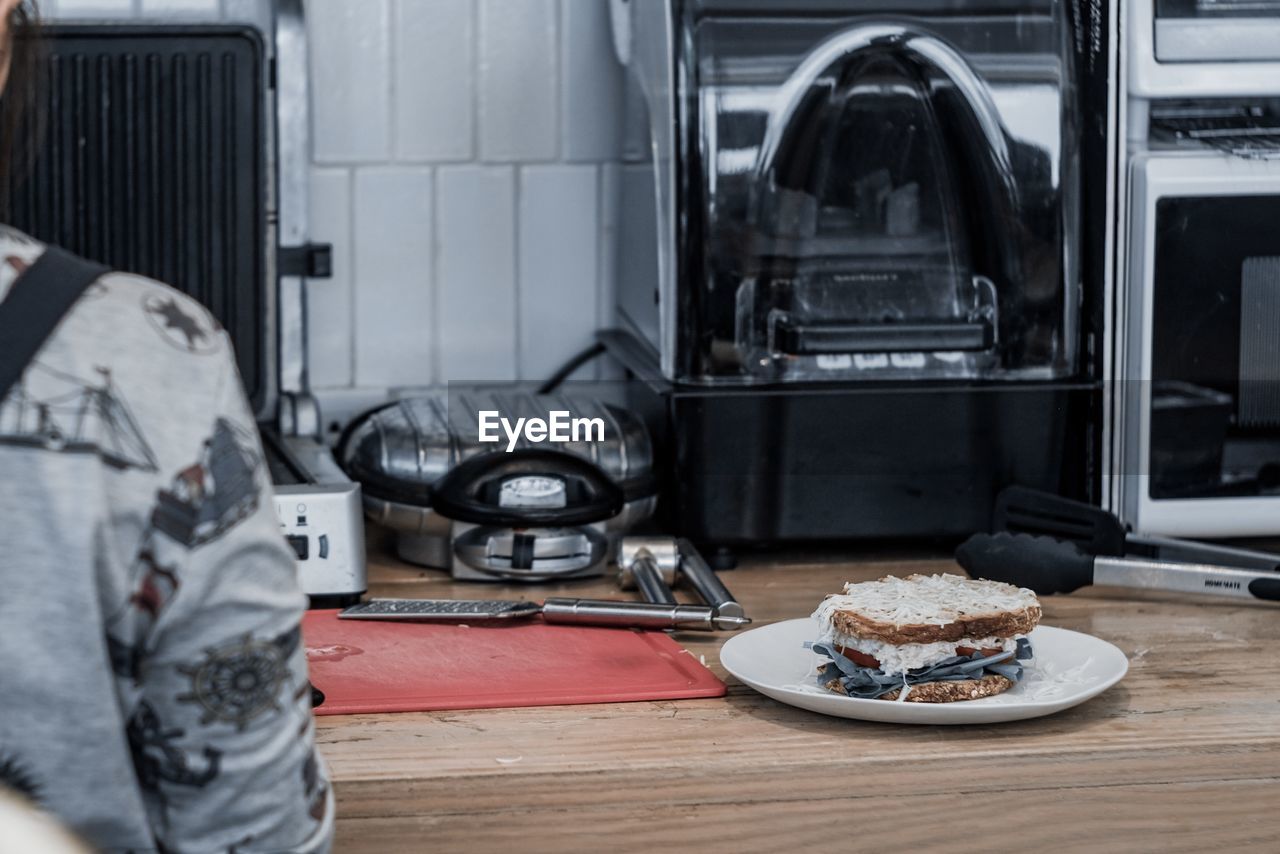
[1249,577,1280,601]
[955,532,1096,595]
[993,484,1128,556]
[774,317,994,356]
[430,449,624,527]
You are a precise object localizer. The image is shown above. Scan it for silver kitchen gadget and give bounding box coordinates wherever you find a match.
[339,598,752,632]
[675,538,745,619]
[957,532,1280,603]
[1129,0,1280,98]
[338,391,656,582]
[618,537,747,622]
[617,539,680,605]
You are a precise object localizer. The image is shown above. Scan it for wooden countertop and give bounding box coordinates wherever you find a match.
[317,536,1280,852]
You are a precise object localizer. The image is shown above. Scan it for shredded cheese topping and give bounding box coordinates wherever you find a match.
[828,632,1021,677]
[813,572,1039,633]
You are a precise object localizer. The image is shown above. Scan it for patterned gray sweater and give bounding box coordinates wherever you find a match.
[0,227,333,853]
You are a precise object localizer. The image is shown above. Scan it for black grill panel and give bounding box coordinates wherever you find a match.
[2,26,268,406]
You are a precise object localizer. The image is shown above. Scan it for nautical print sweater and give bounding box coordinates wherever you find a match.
[0,227,333,853]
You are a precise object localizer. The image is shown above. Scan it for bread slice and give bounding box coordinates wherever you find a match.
[878,674,1014,703]
[814,573,1041,646]
[820,672,1015,703]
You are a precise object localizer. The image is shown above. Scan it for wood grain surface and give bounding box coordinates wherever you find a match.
[316,532,1280,853]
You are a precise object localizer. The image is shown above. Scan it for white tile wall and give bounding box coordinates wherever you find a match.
[518,165,599,380]
[562,0,625,162]
[393,0,475,162]
[478,0,559,163]
[307,168,354,388]
[437,166,517,382]
[353,167,435,387]
[46,0,633,393]
[309,0,393,163]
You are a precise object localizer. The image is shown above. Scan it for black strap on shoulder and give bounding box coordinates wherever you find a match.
[0,247,110,401]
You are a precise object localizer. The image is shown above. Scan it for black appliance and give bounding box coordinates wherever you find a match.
[605,0,1113,546]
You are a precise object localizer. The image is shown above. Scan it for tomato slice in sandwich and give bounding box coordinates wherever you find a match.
[956,646,1005,658]
[834,646,881,669]
[833,644,1006,670]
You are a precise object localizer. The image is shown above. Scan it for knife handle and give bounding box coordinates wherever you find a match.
[955,532,1095,595]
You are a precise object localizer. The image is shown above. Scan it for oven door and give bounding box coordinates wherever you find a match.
[1122,152,1280,535]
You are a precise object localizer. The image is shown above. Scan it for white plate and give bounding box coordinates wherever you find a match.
[720,619,1128,725]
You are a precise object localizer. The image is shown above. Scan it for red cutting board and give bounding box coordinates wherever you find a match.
[302,609,726,715]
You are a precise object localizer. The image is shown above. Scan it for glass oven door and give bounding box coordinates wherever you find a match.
[1125,152,1280,536]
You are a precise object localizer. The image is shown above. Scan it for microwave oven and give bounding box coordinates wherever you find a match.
[1119,148,1280,536]
[1114,0,1280,538]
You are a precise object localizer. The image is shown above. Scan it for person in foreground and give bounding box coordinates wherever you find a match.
[0,2,333,851]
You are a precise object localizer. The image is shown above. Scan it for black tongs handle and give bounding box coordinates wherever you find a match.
[956,532,1095,595]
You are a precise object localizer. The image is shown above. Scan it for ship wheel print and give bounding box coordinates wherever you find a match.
[177,632,292,731]
[142,292,221,354]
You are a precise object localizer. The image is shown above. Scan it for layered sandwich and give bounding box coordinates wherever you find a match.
[807,573,1040,703]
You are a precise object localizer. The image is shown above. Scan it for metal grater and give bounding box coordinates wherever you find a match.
[340,599,543,622]
[339,597,751,631]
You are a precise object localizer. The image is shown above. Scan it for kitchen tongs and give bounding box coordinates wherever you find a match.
[994,486,1280,572]
[957,533,1280,603]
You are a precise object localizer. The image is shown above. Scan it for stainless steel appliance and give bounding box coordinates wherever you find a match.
[1113,0,1280,538]
[1130,0,1280,98]
[338,391,657,581]
[2,2,368,602]
[606,0,1115,545]
[1118,135,1280,535]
